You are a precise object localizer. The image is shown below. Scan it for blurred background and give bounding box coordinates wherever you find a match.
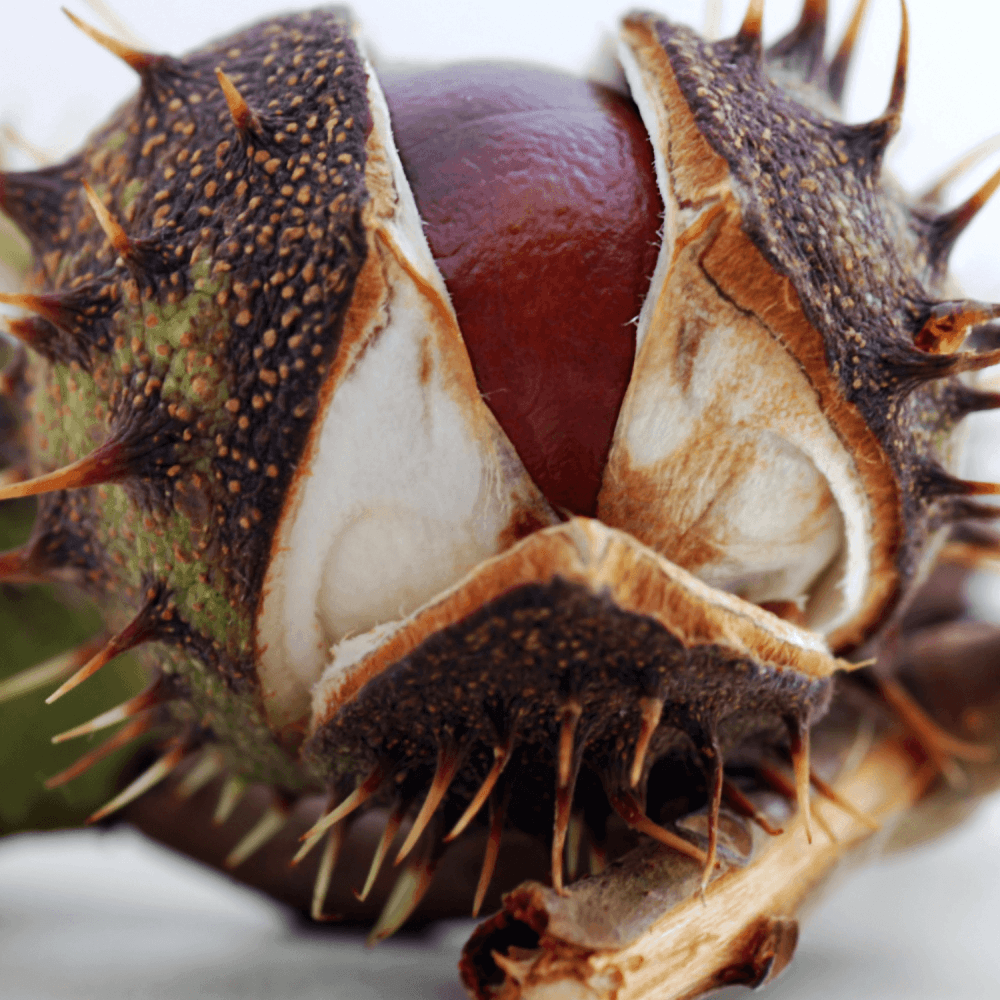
[1,0,998,997]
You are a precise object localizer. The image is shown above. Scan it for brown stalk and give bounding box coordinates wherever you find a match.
[460,732,951,1000]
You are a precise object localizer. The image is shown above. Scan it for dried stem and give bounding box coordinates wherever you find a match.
[460,732,959,1000]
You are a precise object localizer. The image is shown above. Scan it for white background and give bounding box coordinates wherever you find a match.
[1,1,999,998]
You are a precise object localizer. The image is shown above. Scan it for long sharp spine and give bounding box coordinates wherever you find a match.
[445,737,512,842]
[62,8,159,75]
[45,594,161,704]
[736,0,765,53]
[845,0,907,156]
[396,745,462,865]
[82,180,130,258]
[629,696,664,788]
[0,292,67,330]
[919,134,1000,207]
[2,315,61,359]
[45,714,155,789]
[311,820,346,922]
[951,386,1000,417]
[175,749,226,800]
[608,788,708,866]
[212,775,247,825]
[700,738,725,895]
[827,0,872,103]
[789,720,814,843]
[357,802,405,902]
[722,779,784,836]
[0,287,112,369]
[0,166,80,250]
[294,763,385,864]
[0,439,131,505]
[919,465,1000,501]
[929,163,1000,267]
[883,0,909,131]
[472,792,507,918]
[0,637,107,705]
[894,345,1000,390]
[950,480,1000,498]
[765,758,841,842]
[368,839,438,945]
[87,741,186,823]
[224,801,289,869]
[51,679,167,743]
[552,698,582,894]
[767,0,827,81]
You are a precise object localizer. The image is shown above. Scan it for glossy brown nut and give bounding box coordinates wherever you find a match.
[382,64,663,516]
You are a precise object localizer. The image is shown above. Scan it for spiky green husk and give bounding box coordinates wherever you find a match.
[2,8,372,792]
